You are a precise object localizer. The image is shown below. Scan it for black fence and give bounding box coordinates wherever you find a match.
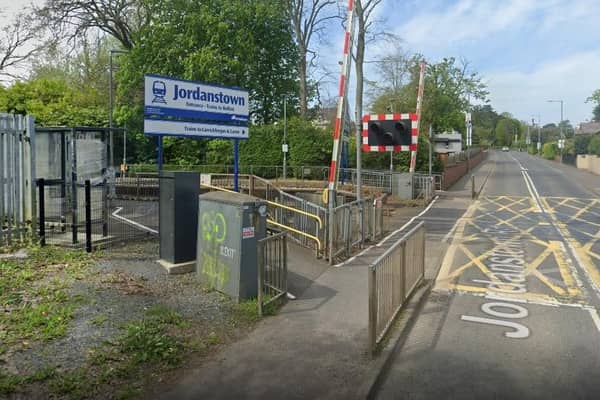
[37,178,158,252]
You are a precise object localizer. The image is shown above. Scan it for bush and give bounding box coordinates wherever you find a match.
[542,142,558,160]
[574,134,592,155]
[588,134,600,155]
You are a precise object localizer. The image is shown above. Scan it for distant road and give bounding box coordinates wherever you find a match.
[373,151,600,399]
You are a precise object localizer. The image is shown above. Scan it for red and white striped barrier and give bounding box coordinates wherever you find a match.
[328,0,355,191]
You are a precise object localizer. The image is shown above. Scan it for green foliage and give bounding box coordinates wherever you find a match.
[286,117,332,168]
[574,135,592,155]
[588,134,600,155]
[1,247,93,349]
[1,78,107,126]
[118,306,184,366]
[240,124,284,166]
[542,142,558,160]
[587,89,600,121]
[494,118,520,147]
[117,0,297,132]
[370,56,488,134]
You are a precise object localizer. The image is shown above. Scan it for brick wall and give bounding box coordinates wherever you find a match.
[442,151,486,190]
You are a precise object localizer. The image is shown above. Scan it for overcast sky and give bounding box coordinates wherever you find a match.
[317,0,600,126]
[2,0,599,126]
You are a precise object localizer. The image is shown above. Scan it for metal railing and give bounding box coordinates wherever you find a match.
[329,197,385,262]
[368,221,425,354]
[257,232,288,317]
[115,173,159,199]
[208,174,328,257]
[127,164,330,181]
[200,182,323,252]
[413,174,434,201]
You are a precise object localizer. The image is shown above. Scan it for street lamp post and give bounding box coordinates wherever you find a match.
[547,99,564,156]
[109,49,128,175]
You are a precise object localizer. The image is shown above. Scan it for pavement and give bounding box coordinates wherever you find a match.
[370,151,600,399]
[154,162,487,399]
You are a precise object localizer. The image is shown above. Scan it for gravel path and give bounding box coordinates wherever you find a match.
[3,240,258,399]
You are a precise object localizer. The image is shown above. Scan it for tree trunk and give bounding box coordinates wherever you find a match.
[299,49,308,118]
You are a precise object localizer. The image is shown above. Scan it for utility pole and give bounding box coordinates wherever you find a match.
[547,99,564,157]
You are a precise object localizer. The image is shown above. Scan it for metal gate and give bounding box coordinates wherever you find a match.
[0,114,36,247]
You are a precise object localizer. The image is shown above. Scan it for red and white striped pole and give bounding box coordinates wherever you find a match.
[328,0,355,192]
[327,0,355,263]
[410,61,426,173]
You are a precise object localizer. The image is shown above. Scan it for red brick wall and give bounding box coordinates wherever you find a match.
[442,151,486,190]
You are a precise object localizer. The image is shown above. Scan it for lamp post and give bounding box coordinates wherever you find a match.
[547,99,564,155]
[109,49,128,174]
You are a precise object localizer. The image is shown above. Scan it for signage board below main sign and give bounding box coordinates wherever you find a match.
[144,119,248,139]
[144,74,249,123]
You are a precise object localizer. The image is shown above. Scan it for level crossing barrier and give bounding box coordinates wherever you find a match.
[368,221,425,354]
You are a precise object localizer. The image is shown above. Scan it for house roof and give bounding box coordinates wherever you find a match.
[576,121,600,134]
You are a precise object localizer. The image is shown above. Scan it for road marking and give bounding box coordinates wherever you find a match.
[111,207,158,234]
[377,195,439,247]
[335,195,440,267]
[587,308,600,332]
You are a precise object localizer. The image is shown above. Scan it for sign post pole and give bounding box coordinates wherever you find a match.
[157,135,163,172]
[233,139,239,192]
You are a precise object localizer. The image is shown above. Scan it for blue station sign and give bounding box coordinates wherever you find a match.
[144,74,249,131]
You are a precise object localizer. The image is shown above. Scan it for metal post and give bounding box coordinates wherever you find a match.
[257,240,264,317]
[428,125,432,177]
[471,175,475,199]
[368,265,377,355]
[71,128,78,244]
[38,178,45,246]
[233,139,239,192]
[283,97,287,180]
[102,176,108,237]
[109,53,114,172]
[283,234,288,294]
[157,135,163,171]
[85,180,92,253]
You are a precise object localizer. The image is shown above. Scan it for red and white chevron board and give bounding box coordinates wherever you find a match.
[361,113,419,152]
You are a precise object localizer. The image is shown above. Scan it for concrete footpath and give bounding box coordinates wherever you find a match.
[155,157,496,400]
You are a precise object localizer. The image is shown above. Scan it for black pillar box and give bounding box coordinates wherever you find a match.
[159,171,200,265]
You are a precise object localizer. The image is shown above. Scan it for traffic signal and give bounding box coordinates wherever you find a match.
[367,120,412,146]
[361,113,418,152]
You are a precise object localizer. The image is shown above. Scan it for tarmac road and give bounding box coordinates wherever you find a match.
[372,151,600,399]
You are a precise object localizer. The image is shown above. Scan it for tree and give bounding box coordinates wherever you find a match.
[0,13,47,81]
[589,134,600,155]
[471,104,500,146]
[35,0,152,49]
[587,89,600,122]
[114,0,298,164]
[286,0,337,118]
[574,134,592,155]
[495,118,520,147]
[1,78,107,126]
